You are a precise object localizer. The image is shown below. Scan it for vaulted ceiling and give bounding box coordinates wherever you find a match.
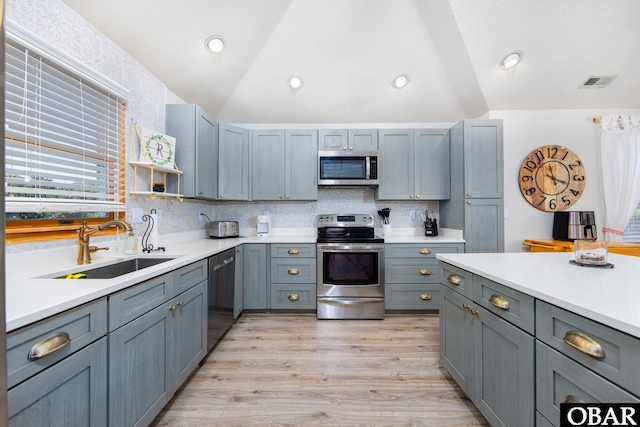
[62,0,640,124]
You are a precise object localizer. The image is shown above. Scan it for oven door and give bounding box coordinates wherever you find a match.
[316,243,384,298]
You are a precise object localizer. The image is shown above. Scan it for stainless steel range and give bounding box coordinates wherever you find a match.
[316,214,385,320]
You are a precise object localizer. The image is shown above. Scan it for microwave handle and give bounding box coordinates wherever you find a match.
[366,156,371,180]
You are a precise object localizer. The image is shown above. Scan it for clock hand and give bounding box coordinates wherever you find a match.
[547,165,556,179]
[545,173,558,183]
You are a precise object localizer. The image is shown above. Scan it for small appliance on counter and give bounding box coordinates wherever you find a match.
[552,211,597,241]
[257,215,271,237]
[424,210,438,237]
[208,221,239,239]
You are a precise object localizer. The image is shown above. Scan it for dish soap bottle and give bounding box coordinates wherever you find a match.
[124,232,138,255]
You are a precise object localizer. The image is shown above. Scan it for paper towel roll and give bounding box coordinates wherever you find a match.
[149,213,159,250]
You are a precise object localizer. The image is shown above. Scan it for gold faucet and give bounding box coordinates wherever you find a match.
[77,220,133,265]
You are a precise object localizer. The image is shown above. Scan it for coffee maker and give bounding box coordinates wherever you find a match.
[257,215,271,237]
[552,211,597,241]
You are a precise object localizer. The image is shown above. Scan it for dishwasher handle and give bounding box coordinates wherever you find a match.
[212,256,234,271]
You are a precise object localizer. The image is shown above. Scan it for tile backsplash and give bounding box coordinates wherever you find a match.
[6,0,438,254]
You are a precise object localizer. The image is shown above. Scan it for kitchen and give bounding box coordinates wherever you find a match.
[3,0,640,426]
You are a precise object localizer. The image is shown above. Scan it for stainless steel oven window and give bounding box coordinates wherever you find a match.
[322,251,378,285]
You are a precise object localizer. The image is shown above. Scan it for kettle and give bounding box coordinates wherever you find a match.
[257,215,271,238]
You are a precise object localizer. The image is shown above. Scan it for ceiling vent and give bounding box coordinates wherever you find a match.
[578,75,618,89]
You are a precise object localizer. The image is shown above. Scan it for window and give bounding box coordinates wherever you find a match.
[4,25,128,242]
[623,205,640,242]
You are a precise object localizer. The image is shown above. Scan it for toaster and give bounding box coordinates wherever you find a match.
[208,221,239,238]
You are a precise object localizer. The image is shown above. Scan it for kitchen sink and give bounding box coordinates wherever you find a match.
[48,257,177,279]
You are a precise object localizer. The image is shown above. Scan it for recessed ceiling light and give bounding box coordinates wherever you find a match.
[392,74,410,89]
[499,51,522,70]
[205,36,225,53]
[288,75,304,90]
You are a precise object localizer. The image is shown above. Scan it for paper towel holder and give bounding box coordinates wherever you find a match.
[142,209,166,253]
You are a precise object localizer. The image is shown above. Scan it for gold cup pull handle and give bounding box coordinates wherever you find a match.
[419,268,432,276]
[420,293,432,301]
[563,331,606,360]
[470,309,479,316]
[288,293,299,301]
[288,268,299,275]
[489,294,510,311]
[448,274,461,285]
[462,304,470,311]
[288,248,299,255]
[419,248,431,254]
[28,332,71,361]
[564,395,586,404]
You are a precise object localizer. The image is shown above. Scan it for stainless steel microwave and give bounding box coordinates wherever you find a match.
[317,151,379,187]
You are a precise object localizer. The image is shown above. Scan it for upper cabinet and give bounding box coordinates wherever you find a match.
[252,129,318,201]
[165,104,217,199]
[318,129,378,151]
[462,121,504,198]
[375,129,450,201]
[219,124,250,201]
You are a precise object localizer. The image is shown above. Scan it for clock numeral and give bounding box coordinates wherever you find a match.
[525,187,536,196]
[573,175,585,181]
[537,196,547,207]
[549,199,557,210]
[547,147,558,159]
[534,150,544,164]
[521,175,533,182]
[568,160,582,170]
[562,152,569,160]
[570,189,581,197]
[523,160,537,172]
[561,195,572,206]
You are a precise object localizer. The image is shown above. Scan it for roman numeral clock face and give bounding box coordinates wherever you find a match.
[518,145,586,212]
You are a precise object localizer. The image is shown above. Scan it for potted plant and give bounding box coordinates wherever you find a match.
[152,182,165,192]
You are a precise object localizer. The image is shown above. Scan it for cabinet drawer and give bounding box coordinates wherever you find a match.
[536,341,640,427]
[270,283,316,309]
[440,262,473,299]
[7,298,107,389]
[271,244,316,258]
[385,284,439,310]
[474,275,535,334]
[386,258,439,284]
[109,273,172,331]
[270,258,316,283]
[536,300,640,397]
[385,243,462,259]
[173,259,207,296]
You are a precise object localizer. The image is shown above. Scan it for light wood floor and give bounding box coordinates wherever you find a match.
[152,313,489,426]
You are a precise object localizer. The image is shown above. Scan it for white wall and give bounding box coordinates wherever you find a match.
[489,109,640,252]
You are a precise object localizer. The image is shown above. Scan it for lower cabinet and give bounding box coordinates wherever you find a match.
[8,337,108,427]
[439,265,535,427]
[243,244,268,309]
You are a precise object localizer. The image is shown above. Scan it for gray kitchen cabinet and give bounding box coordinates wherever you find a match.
[8,337,108,427]
[243,244,269,309]
[218,123,250,200]
[269,244,317,310]
[376,129,450,200]
[440,119,504,252]
[165,104,218,199]
[109,262,208,427]
[251,129,317,201]
[318,129,378,151]
[234,245,244,319]
[439,262,535,427]
[385,243,463,311]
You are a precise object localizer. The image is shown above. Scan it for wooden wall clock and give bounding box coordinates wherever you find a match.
[518,145,586,212]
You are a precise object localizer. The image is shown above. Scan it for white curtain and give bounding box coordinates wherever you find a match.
[600,115,640,242]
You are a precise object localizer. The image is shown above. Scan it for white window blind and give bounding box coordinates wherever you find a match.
[4,30,127,214]
[624,206,640,242]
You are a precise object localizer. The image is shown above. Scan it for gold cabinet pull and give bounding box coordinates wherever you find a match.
[419,248,431,254]
[28,332,71,361]
[419,268,432,275]
[288,248,299,255]
[447,274,460,285]
[169,304,177,312]
[288,268,299,275]
[420,293,432,301]
[489,294,510,310]
[462,304,470,311]
[564,395,585,404]
[288,293,299,301]
[563,331,606,360]
[470,309,479,316]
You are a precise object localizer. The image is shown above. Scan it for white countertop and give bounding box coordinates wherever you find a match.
[6,227,463,332]
[436,252,640,339]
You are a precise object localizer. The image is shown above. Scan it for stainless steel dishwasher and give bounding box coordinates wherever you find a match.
[207,248,235,352]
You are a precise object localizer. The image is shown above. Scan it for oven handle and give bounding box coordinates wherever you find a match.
[317,246,384,252]
[317,297,385,305]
